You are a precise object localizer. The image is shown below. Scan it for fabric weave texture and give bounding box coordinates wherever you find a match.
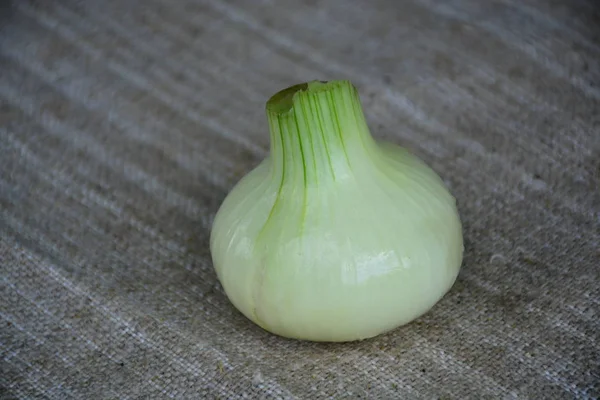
[1,0,599,398]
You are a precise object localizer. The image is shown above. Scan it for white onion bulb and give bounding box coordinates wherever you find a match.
[210,80,463,342]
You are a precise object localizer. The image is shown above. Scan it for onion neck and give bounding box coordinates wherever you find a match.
[266,80,376,186]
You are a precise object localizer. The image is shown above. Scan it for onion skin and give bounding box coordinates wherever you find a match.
[210,80,463,342]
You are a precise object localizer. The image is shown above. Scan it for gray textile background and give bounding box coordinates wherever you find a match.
[1,0,599,398]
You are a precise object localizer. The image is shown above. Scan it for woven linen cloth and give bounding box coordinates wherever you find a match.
[1,0,599,398]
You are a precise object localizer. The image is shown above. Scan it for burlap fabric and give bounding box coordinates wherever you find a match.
[1,0,599,398]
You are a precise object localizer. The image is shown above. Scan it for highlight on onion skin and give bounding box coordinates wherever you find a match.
[210,80,464,342]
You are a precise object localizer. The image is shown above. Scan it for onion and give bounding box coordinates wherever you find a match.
[210,80,463,342]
